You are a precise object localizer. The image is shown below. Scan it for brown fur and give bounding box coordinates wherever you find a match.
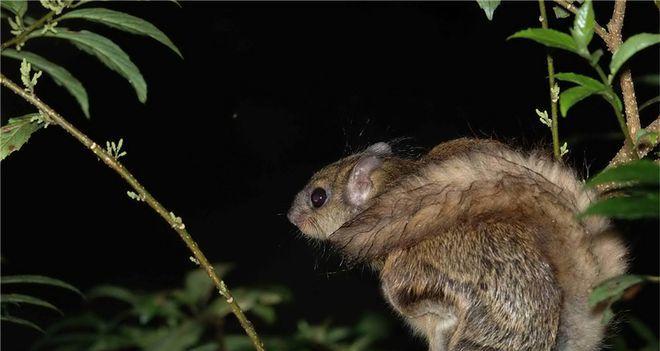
[288,138,627,351]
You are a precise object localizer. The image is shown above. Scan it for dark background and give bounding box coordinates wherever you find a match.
[2,2,658,350]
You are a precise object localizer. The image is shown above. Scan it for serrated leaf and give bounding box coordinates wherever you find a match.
[58,8,182,58]
[580,193,659,219]
[0,114,43,161]
[589,274,646,307]
[555,72,605,91]
[610,33,660,81]
[552,6,570,19]
[0,0,27,18]
[508,28,578,54]
[1,275,83,297]
[476,0,500,21]
[1,293,62,314]
[2,49,90,118]
[570,0,594,57]
[87,285,137,304]
[1,315,44,332]
[559,85,599,117]
[586,160,660,187]
[44,30,147,103]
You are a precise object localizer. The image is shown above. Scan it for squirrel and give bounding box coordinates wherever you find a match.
[287,138,628,351]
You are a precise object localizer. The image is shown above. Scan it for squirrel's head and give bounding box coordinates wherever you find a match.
[287,142,396,239]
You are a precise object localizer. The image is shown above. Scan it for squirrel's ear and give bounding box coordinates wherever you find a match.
[346,155,382,207]
[366,142,392,156]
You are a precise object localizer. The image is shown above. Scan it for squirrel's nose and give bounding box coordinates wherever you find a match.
[287,210,303,226]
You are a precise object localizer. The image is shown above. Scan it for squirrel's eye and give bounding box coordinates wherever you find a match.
[310,188,327,208]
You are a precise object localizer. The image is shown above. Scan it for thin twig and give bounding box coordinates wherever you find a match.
[0,73,266,351]
[606,0,626,52]
[538,0,561,160]
[552,0,608,41]
[0,11,55,50]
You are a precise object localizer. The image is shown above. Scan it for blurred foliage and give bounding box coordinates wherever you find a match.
[31,264,391,351]
[1,274,82,332]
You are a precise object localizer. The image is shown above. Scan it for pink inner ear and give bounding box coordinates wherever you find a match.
[346,155,382,207]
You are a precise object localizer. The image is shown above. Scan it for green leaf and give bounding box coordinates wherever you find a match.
[1,0,27,18]
[586,160,660,187]
[570,0,594,57]
[552,6,570,19]
[143,322,204,351]
[88,285,137,304]
[183,264,232,307]
[1,293,62,314]
[0,114,43,161]
[580,192,659,219]
[589,274,646,307]
[2,49,90,118]
[476,0,500,21]
[559,86,598,117]
[610,33,660,81]
[224,335,252,351]
[250,304,276,324]
[555,72,623,113]
[508,28,578,54]
[44,30,147,103]
[58,8,182,58]
[554,72,605,91]
[1,275,83,297]
[1,315,44,333]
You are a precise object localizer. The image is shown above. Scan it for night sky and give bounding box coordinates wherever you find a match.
[2,2,658,349]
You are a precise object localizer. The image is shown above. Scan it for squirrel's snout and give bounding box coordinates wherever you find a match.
[287,209,303,227]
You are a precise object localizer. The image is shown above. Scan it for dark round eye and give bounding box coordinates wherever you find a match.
[310,187,327,208]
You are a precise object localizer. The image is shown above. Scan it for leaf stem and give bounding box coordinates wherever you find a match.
[0,73,266,351]
[0,11,55,50]
[538,0,561,161]
[589,56,636,155]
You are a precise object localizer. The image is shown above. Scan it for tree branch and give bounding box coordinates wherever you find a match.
[0,73,266,351]
[552,0,608,41]
[0,11,55,50]
[604,1,642,145]
[608,116,660,168]
[538,0,561,160]
[553,0,644,165]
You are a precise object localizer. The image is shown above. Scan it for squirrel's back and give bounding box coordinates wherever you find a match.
[422,139,627,350]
